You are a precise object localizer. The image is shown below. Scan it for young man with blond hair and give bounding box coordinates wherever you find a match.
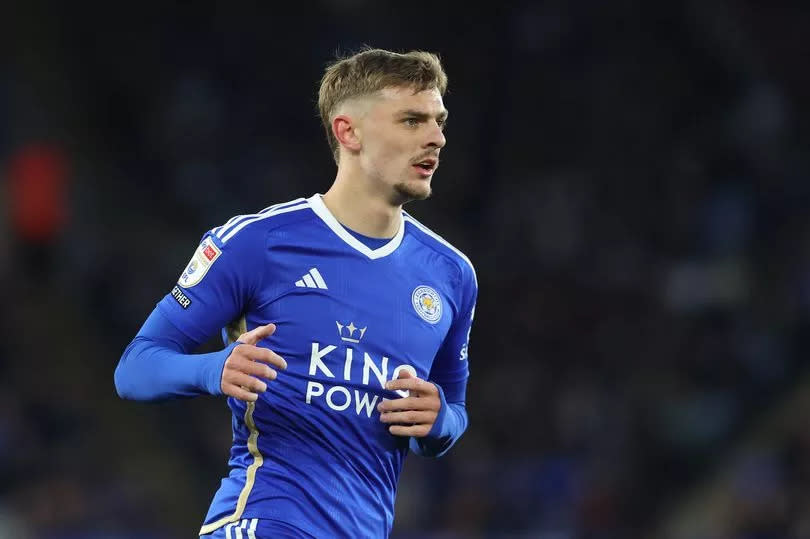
[115,47,477,538]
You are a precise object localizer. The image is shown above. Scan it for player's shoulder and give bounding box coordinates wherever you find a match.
[206,196,316,248]
[403,210,477,287]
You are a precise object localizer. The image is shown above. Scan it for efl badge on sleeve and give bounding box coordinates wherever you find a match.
[412,285,442,324]
[178,237,222,288]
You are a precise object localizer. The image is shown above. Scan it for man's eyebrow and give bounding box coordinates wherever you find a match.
[398,109,449,120]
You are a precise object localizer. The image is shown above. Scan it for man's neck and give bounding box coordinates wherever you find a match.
[321,172,402,239]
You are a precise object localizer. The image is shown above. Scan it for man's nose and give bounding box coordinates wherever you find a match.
[426,121,446,149]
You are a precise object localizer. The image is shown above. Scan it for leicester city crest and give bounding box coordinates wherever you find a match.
[412,285,442,324]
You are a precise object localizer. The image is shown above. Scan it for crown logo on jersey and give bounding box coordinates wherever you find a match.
[336,321,367,343]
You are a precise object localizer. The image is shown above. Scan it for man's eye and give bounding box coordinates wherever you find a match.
[405,118,420,126]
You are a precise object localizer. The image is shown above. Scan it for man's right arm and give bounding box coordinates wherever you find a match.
[114,225,285,402]
[115,308,285,402]
[114,307,239,401]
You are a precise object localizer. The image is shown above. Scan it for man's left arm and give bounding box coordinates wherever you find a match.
[380,262,478,458]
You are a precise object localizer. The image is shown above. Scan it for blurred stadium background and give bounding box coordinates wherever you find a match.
[2,1,810,538]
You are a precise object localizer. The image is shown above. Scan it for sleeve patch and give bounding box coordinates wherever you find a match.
[170,285,192,309]
[178,237,222,288]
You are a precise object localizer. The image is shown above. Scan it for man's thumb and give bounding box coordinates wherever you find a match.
[238,323,276,345]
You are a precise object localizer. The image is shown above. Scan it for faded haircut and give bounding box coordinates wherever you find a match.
[318,47,448,164]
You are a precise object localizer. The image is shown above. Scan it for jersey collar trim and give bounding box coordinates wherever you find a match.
[307,194,404,260]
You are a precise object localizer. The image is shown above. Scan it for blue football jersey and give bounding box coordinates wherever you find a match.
[156,195,477,538]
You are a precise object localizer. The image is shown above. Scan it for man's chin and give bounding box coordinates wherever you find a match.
[394,181,432,204]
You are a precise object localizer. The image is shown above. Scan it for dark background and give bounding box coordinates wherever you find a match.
[2,1,810,538]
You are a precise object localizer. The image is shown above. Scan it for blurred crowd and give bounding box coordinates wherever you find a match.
[2,1,810,538]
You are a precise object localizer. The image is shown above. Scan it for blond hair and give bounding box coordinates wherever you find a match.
[318,47,448,164]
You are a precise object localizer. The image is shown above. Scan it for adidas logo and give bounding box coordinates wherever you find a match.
[295,268,328,289]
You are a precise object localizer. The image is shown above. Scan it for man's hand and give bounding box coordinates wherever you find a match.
[222,323,287,402]
[378,369,441,437]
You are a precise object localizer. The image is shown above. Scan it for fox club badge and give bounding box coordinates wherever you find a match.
[178,237,221,288]
[412,285,442,324]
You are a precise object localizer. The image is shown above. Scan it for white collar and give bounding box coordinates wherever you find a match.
[307,194,404,260]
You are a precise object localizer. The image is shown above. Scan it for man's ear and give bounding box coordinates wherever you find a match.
[333,114,362,153]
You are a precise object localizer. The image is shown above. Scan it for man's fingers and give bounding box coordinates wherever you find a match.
[381,369,441,438]
[238,323,277,346]
[222,383,259,402]
[377,397,436,413]
[228,356,277,380]
[388,424,431,438]
[221,343,284,401]
[397,369,416,379]
[233,344,287,370]
[379,410,435,425]
[251,348,288,370]
[385,377,433,395]
[227,372,269,394]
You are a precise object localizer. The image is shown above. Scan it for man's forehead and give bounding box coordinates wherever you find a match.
[378,86,446,113]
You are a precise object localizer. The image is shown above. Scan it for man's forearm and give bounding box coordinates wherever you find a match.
[114,307,232,401]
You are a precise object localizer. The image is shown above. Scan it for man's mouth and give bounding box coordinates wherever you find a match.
[413,158,438,175]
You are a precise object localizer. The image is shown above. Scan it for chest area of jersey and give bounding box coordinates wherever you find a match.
[255,249,454,382]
